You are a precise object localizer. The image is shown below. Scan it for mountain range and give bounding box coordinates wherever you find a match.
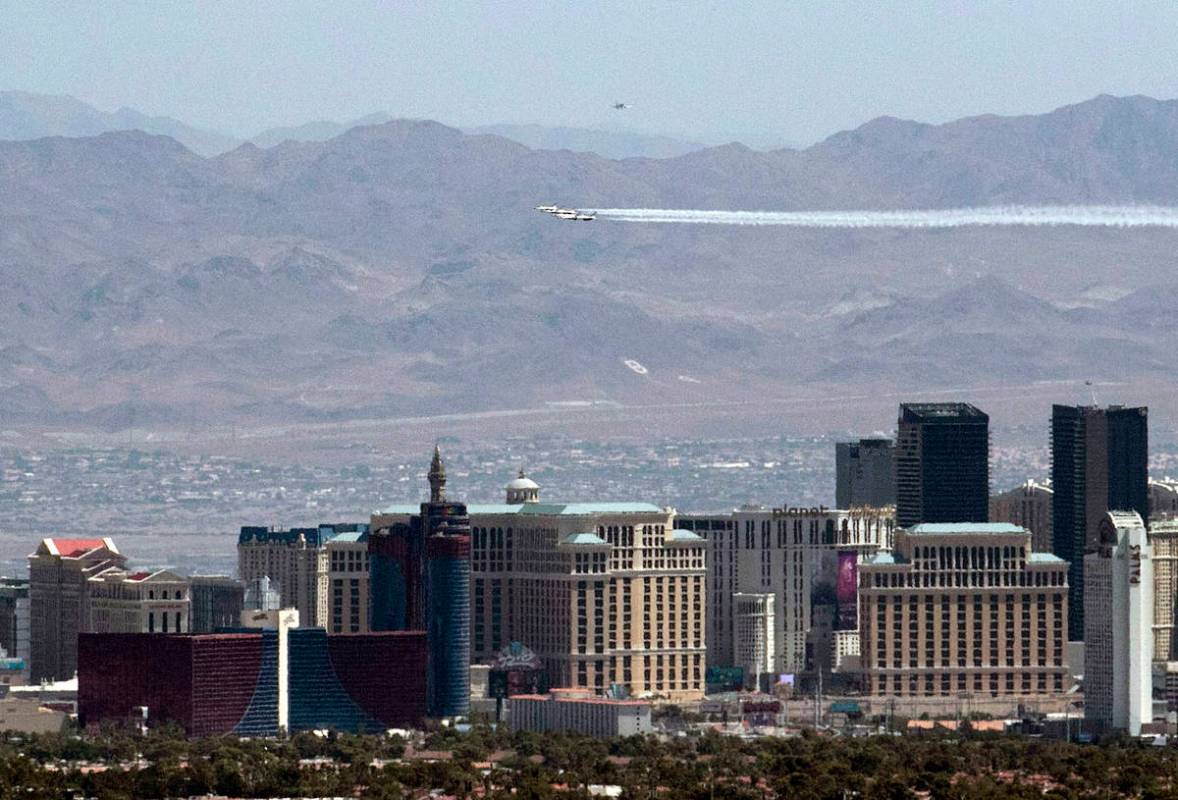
[0,91,708,159]
[0,90,240,157]
[2,93,1178,437]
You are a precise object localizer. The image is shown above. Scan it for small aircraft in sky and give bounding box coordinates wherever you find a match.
[555,210,596,221]
[536,204,594,220]
[612,103,630,110]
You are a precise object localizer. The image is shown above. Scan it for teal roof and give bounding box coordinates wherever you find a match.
[670,529,704,542]
[560,532,609,546]
[328,530,368,544]
[867,552,906,565]
[1028,552,1066,564]
[511,502,662,516]
[908,522,1026,535]
[378,502,663,516]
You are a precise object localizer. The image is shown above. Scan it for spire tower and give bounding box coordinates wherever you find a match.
[428,445,446,503]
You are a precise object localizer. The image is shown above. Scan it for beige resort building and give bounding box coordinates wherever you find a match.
[859,522,1069,698]
[373,471,707,701]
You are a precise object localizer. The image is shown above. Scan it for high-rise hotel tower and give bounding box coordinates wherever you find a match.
[895,403,990,528]
[1051,404,1148,640]
[1084,511,1152,735]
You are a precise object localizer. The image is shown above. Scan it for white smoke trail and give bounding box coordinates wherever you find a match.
[592,205,1178,228]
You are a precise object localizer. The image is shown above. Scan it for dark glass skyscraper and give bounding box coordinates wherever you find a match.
[369,447,471,718]
[895,403,990,528]
[1051,404,1148,641]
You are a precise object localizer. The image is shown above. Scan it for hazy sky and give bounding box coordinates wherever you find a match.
[3,1,1178,147]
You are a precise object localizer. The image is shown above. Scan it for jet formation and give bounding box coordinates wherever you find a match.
[535,205,595,221]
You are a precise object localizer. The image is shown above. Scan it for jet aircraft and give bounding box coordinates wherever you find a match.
[555,210,596,221]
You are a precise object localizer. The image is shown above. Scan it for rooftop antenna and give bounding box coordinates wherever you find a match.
[1085,380,1098,406]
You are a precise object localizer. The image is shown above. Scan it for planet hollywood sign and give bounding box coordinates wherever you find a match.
[772,505,830,518]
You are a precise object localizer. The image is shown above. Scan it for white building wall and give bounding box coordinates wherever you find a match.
[732,593,774,687]
[834,630,860,672]
[1126,517,1153,735]
[507,694,652,737]
[1086,511,1153,735]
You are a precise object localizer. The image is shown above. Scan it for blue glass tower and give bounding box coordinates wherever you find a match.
[368,446,471,717]
[422,447,471,717]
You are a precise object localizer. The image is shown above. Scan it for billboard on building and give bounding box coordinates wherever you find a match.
[488,642,547,699]
[705,666,745,693]
[836,551,858,630]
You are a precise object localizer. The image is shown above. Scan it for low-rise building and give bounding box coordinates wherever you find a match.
[9,675,78,714]
[509,688,653,738]
[78,628,428,736]
[859,522,1069,698]
[0,657,25,688]
[0,696,67,734]
[79,631,282,736]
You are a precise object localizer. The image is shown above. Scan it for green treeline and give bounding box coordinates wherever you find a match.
[0,725,1176,800]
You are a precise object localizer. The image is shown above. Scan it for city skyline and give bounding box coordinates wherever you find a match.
[4,412,1176,745]
[6,0,1178,762]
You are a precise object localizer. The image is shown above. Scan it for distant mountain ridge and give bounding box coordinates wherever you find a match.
[250,113,394,149]
[0,90,239,156]
[0,91,711,160]
[2,93,1178,431]
[463,124,706,159]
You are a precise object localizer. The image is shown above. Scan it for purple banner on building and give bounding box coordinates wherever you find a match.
[836,551,858,630]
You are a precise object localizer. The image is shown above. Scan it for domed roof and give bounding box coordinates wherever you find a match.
[505,469,539,491]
